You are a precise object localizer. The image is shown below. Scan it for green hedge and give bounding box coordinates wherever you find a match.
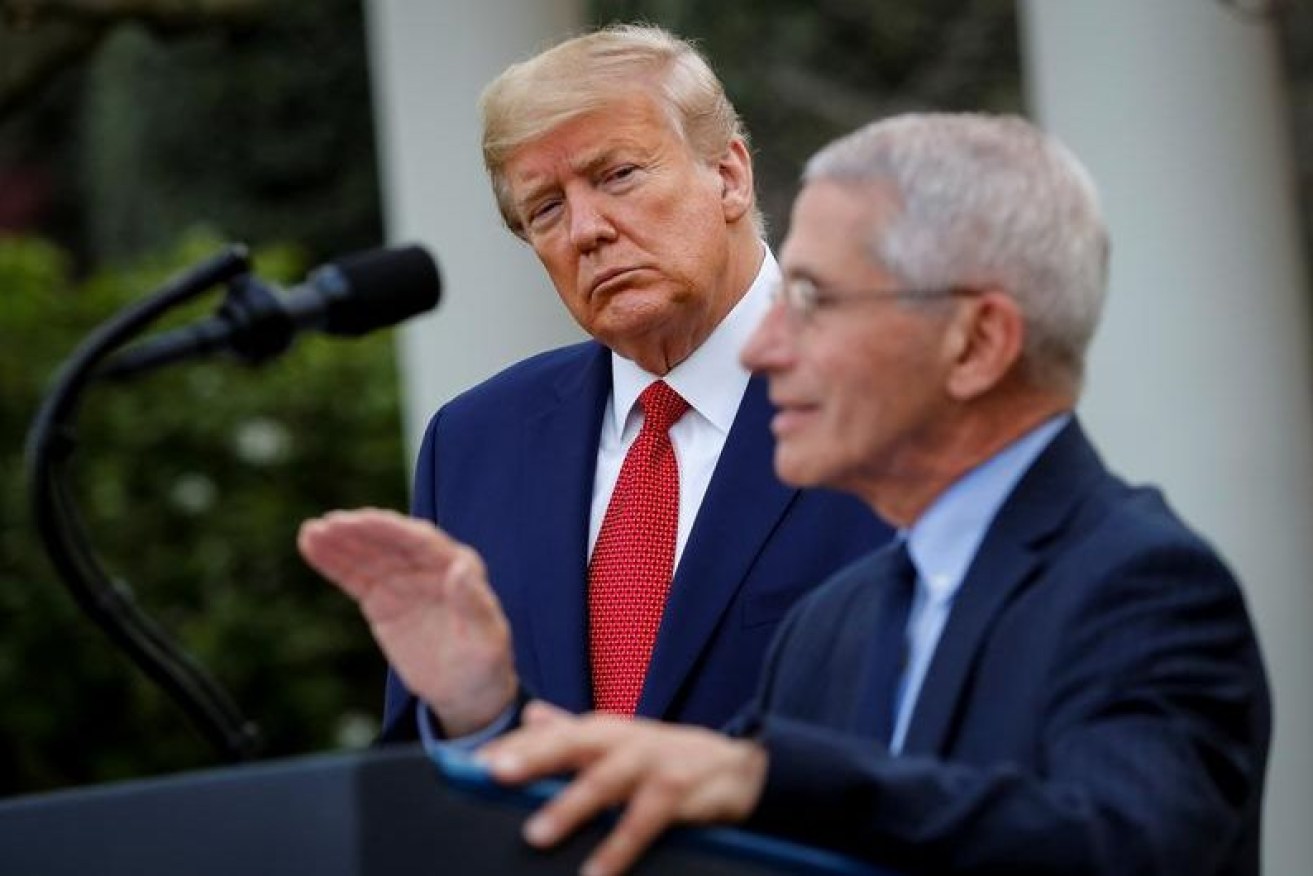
[0,230,405,794]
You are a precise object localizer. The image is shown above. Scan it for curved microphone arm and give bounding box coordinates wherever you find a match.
[25,245,263,762]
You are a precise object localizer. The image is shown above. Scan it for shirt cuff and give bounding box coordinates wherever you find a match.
[417,700,519,753]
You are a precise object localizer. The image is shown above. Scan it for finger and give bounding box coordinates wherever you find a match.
[582,780,682,876]
[522,699,572,726]
[306,508,439,558]
[300,512,465,600]
[350,518,476,602]
[520,750,641,849]
[514,735,653,851]
[298,513,399,576]
[303,507,411,555]
[442,545,497,616]
[478,701,573,773]
[325,511,449,572]
[297,519,378,600]
[484,714,626,783]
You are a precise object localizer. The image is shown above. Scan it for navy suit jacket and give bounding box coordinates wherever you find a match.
[380,340,889,740]
[741,421,1270,875]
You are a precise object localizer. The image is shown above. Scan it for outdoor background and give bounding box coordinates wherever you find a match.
[0,0,1309,795]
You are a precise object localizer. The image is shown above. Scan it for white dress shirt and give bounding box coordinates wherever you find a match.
[420,248,778,748]
[590,249,779,569]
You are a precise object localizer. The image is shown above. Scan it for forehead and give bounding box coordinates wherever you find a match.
[780,179,896,279]
[503,94,684,193]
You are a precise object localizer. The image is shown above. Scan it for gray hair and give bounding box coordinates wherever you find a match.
[480,23,762,237]
[804,113,1109,395]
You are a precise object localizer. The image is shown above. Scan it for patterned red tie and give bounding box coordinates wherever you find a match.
[588,380,690,715]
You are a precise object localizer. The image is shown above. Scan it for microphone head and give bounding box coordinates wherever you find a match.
[314,245,441,336]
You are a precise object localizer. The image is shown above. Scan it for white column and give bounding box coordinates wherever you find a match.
[1020,2,1313,871]
[364,0,586,460]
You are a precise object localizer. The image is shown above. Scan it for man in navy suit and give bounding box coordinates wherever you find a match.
[297,26,885,741]
[473,114,1272,875]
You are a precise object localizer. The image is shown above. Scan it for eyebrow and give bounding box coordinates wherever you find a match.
[513,143,650,214]
[573,147,626,178]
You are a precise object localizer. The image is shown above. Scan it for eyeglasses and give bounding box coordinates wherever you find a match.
[773,276,980,321]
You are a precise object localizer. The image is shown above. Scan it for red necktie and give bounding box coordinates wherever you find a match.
[588,380,690,715]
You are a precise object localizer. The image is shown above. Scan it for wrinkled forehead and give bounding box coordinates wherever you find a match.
[502,96,684,192]
[493,76,678,162]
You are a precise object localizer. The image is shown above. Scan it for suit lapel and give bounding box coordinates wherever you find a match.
[637,376,797,717]
[900,421,1106,755]
[519,344,610,713]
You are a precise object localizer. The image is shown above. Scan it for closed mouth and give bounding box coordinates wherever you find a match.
[590,266,642,297]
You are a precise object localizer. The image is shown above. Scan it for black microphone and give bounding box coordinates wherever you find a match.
[100,244,441,379]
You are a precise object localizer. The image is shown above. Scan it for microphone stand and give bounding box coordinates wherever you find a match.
[25,245,263,762]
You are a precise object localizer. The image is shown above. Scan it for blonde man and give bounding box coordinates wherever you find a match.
[300,26,886,742]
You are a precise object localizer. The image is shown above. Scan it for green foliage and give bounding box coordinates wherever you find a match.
[79,0,383,264]
[0,230,401,794]
[0,0,382,268]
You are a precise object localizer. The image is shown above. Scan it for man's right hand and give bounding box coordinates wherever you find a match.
[298,508,518,737]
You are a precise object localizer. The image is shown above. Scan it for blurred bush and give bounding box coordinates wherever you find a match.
[0,229,402,793]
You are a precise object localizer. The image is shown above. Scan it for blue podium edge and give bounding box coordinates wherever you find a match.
[427,743,887,876]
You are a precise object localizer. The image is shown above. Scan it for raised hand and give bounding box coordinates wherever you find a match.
[298,508,517,736]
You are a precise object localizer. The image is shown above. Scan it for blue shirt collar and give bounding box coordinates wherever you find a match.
[905,414,1071,605]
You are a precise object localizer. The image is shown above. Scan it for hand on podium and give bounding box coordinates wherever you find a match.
[480,700,769,876]
[298,508,518,737]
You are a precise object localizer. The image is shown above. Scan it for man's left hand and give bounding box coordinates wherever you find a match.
[479,701,768,876]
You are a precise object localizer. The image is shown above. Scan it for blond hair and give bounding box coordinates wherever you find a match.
[480,23,760,236]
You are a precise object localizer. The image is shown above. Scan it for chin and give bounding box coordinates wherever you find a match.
[773,448,825,490]
[594,306,669,342]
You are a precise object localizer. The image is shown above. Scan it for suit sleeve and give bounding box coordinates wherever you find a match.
[410,406,444,524]
[740,543,1269,876]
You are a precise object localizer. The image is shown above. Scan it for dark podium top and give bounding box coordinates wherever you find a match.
[0,744,889,875]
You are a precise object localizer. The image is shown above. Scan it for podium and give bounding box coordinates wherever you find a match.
[0,744,889,875]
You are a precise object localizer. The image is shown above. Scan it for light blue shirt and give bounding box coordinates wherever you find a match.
[890,414,1070,753]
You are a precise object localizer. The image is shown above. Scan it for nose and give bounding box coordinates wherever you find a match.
[740,299,797,374]
[568,190,616,252]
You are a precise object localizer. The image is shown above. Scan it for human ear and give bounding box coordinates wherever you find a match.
[717,139,754,224]
[943,290,1024,400]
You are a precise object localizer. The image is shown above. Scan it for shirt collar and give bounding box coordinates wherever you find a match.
[905,414,1071,604]
[608,247,777,435]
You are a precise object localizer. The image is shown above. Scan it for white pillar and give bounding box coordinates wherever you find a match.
[364,0,586,460]
[1020,2,1313,871]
